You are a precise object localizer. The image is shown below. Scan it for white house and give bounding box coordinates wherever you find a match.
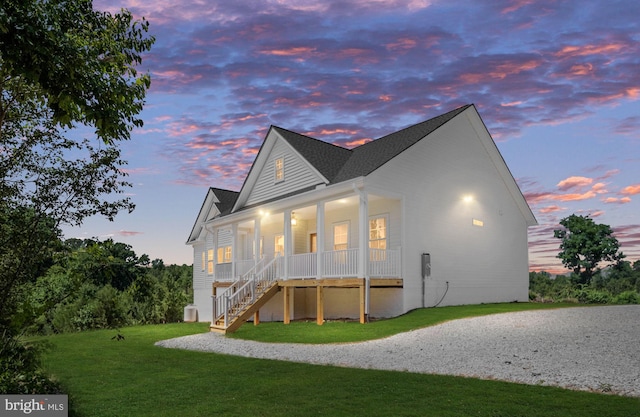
[186,104,537,333]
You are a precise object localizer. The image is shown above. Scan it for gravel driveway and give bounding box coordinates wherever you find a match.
[156,305,640,397]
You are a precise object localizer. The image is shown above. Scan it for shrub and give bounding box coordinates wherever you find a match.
[572,288,611,304]
[0,332,63,394]
[612,291,640,305]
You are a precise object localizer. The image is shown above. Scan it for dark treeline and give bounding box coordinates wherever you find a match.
[529,260,640,304]
[18,238,192,335]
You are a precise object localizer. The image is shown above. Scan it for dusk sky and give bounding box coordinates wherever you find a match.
[65,0,640,274]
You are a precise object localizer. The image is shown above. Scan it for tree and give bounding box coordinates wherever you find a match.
[0,0,154,144]
[0,0,154,392]
[554,214,625,284]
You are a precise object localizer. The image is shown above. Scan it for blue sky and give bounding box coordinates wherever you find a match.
[64,0,640,273]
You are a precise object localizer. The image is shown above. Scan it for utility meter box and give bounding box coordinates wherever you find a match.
[421,253,431,278]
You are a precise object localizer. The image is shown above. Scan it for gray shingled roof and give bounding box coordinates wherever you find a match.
[272,126,353,182]
[209,105,472,217]
[210,187,239,216]
[333,104,472,183]
[275,104,472,185]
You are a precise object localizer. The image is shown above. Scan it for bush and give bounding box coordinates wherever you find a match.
[0,332,63,394]
[572,287,611,304]
[613,291,640,305]
[529,267,640,305]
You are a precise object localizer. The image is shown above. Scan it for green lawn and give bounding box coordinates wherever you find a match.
[37,304,639,417]
[230,302,582,343]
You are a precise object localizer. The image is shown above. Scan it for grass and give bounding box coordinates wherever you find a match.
[230,302,582,343]
[37,303,640,417]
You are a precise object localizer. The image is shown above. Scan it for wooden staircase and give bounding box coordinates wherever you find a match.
[210,282,279,334]
[210,256,281,334]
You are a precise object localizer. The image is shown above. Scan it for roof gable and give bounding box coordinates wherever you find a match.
[333,104,472,183]
[224,105,535,226]
[233,127,339,211]
[186,187,239,243]
[210,187,240,216]
[273,126,353,182]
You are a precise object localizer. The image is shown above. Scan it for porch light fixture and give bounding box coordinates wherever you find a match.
[291,212,297,226]
[463,195,473,203]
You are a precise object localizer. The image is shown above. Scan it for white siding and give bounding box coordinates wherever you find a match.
[366,111,530,312]
[192,242,206,290]
[217,228,232,249]
[246,139,324,206]
[293,219,308,254]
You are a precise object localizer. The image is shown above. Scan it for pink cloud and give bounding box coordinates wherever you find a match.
[117,230,143,237]
[603,197,632,204]
[621,184,640,195]
[501,0,536,15]
[259,46,317,57]
[554,43,626,59]
[459,59,541,84]
[556,176,593,191]
[539,205,565,214]
[553,190,597,202]
[386,37,418,51]
[597,169,620,180]
[592,182,608,193]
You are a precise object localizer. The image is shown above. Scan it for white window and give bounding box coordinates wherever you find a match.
[274,234,284,256]
[369,216,388,261]
[369,216,387,250]
[274,157,284,182]
[333,222,349,251]
[207,249,214,275]
[217,246,232,263]
[201,251,206,271]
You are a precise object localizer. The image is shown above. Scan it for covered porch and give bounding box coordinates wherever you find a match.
[205,184,404,329]
[206,185,403,284]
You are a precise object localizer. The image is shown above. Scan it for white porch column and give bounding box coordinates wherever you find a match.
[231,223,238,279]
[211,227,218,280]
[284,210,292,280]
[357,191,369,279]
[357,188,370,321]
[316,201,325,279]
[209,227,218,325]
[254,217,261,263]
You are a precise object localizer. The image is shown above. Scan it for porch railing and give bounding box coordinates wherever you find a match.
[215,248,401,287]
[215,262,233,281]
[368,247,401,277]
[323,248,359,277]
[288,252,317,278]
[286,248,401,279]
[212,257,267,326]
[215,255,281,328]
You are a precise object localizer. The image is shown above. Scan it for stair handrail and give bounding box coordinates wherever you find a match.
[221,254,281,327]
[212,256,269,325]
